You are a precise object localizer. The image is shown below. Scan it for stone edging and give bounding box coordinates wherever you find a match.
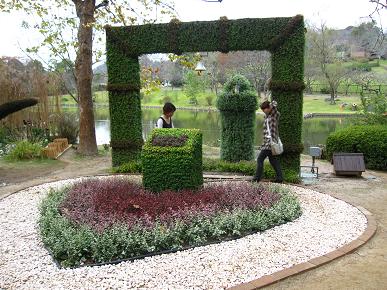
[228,193,377,290]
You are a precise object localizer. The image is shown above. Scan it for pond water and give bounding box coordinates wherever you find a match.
[90,108,353,153]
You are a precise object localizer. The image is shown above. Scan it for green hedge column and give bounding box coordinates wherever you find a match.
[270,16,305,172]
[142,129,203,192]
[106,29,143,166]
[216,75,257,162]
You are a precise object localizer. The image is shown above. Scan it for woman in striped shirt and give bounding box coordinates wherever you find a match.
[252,100,283,183]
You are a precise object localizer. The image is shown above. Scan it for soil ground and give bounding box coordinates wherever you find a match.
[0,148,110,199]
[0,148,386,289]
[265,160,387,290]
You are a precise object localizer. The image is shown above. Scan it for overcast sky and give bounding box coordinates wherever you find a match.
[0,0,385,59]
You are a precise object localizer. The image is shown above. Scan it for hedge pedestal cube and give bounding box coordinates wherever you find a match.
[142,129,203,192]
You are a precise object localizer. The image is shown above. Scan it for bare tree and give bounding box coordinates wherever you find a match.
[352,22,385,58]
[212,51,271,97]
[1,0,175,156]
[304,30,321,94]
[206,53,222,95]
[366,0,387,52]
[308,23,351,104]
[240,51,271,98]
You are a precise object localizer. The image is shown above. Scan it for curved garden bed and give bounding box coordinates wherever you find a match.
[0,176,368,289]
[40,178,301,267]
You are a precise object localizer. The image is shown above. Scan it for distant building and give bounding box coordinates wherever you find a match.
[350,46,368,59]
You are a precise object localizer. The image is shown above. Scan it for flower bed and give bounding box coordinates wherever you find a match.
[39,178,301,268]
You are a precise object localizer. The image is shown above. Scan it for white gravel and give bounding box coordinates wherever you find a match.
[0,176,367,290]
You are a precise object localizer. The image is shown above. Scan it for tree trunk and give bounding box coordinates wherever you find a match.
[74,1,98,155]
[324,71,336,105]
[329,88,336,105]
[306,78,312,94]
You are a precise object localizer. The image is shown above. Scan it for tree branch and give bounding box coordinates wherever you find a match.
[95,0,109,10]
[71,0,82,17]
[17,44,79,103]
[369,0,387,10]
[0,99,39,121]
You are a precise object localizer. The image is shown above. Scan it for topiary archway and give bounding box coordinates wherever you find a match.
[105,15,305,174]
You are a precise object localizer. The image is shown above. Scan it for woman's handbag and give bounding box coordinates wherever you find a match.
[266,119,283,155]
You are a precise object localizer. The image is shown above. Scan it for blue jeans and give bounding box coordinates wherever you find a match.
[254,149,283,182]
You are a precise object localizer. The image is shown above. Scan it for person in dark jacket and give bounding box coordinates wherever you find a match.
[252,100,283,183]
[156,102,176,128]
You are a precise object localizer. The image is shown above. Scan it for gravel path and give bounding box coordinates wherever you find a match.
[0,177,367,290]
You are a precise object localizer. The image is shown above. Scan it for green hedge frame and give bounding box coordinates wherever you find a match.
[106,15,305,171]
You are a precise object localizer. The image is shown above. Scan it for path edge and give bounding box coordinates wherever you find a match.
[228,194,377,290]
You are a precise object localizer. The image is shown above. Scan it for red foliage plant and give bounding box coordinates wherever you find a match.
[59,178,280,232]
[151,135,188,147]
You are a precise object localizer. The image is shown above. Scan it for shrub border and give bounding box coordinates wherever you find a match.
[112,158,302,184]
[39,180,301,268]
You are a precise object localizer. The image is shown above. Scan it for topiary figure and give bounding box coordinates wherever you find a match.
[216,74,257,162]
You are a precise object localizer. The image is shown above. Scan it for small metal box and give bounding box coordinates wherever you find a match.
[333,153,365,176]
[309,146,321,157]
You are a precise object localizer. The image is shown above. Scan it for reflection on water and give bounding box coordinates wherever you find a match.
[75,108,352,153]
[95,120,111,145]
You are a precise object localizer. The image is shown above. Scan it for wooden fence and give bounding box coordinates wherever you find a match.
[306,84,386,95]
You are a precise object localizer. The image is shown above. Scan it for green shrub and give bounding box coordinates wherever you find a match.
[320,87,330,94]
[205,95,214,106]
[326,125,387,170]
[203,158,300,183]
[39,184,301,267]
[0,127,8,144]
[183,70,208,106]
[29,127,49,146]
[160,96,172,104]
[142,128,203,192]
[353,114,387,126]
[351,62,378,72]
[112,160,142,173]
[6,141,42,161]
[216,74,257,162]
[51,112,79,144]
[359,90,387,116]
[112,157,300,183]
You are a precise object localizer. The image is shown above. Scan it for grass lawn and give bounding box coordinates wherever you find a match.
[0,157,64,184]
[61,88,362,114]
[0,158,60,167]
[303,94,360,114]
[61,88,218,108]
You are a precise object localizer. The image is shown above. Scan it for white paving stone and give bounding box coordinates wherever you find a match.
[0,177,367,290]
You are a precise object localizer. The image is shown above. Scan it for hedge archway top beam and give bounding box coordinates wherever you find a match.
[105,15,304,57]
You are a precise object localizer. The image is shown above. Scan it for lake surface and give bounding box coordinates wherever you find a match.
[90,108,352,153]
